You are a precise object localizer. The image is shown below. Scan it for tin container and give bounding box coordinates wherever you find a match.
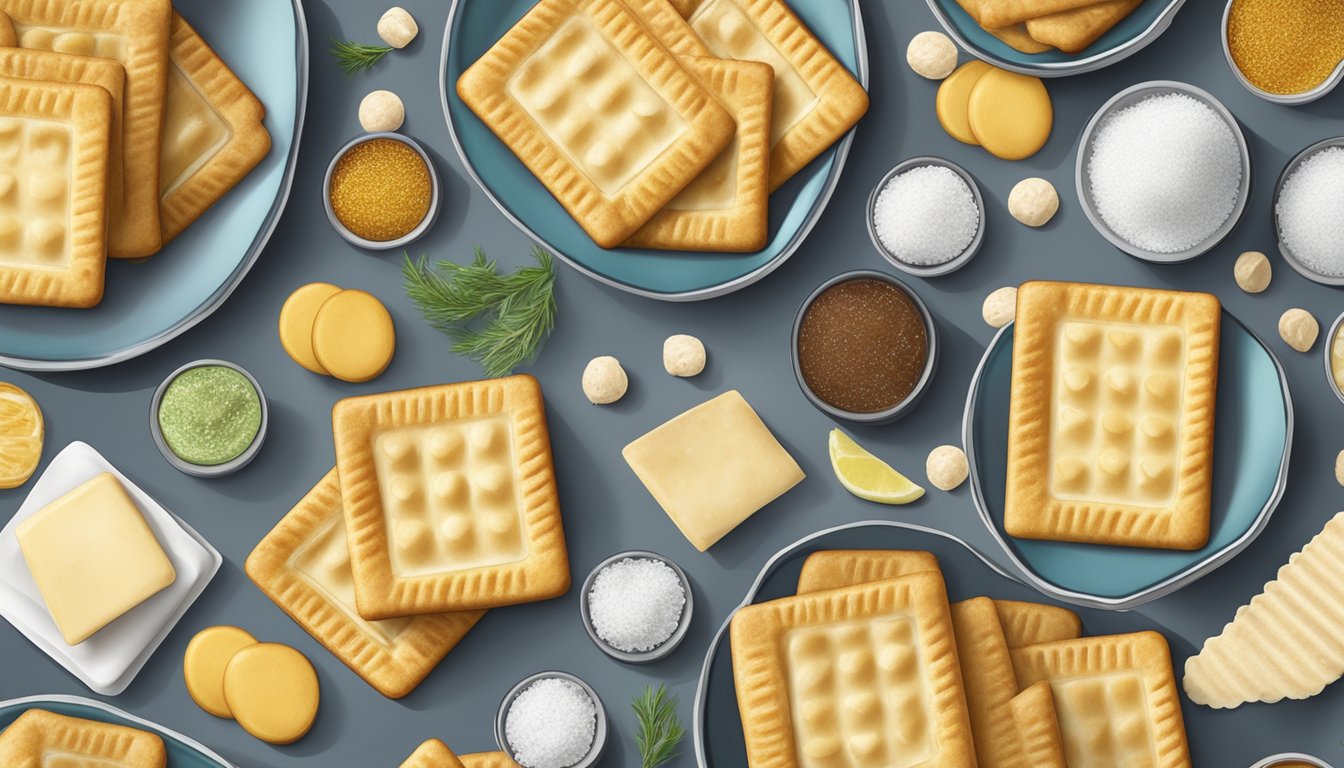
[1273,137,1344,287]
[323,131,441,251]
[150,359,268,478]
[495,671,607,768]
[1249,754,1335,768]
[1221,0,1344,105]
[866,156,985,278]
[579,550,693,663]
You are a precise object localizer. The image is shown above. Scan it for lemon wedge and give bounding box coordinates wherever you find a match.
[0,382,42,489]
[829,429,925,505]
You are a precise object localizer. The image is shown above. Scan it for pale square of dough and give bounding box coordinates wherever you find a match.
[1010,631,1192,768]
[461,753,520,768]
[680,0,869,190]
[456,0,735,248]
[246,469,485,699]
[0,708,167,768]
[623,390,803,552]
[399,739,467,768]
[1005,281,1221,550]
[3,0,171,258]
[333,375,570,619]
[730,572,976,768]
[0,77,111,308]
[623,57,773,253]
[160,11,270,244]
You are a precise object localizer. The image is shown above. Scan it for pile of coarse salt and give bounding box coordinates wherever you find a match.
[1087,93,1242,254]
[1277,146,1344,277]
[871,165,979,266]
[588,557,685,653]
[504,677,597,768]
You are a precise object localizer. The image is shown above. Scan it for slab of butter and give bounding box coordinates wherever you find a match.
[16,472,176,645]
[623,390,803,551]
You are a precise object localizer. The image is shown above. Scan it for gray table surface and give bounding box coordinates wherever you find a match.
[3,0,1344,765]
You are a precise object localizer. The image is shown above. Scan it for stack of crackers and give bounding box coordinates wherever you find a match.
[247,375,572,699]
[457,0,869,252]
[0,0,269,309]
[957,0,1146,55]
[730,549,1194,767]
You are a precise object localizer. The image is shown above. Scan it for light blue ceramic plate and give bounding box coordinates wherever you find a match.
[964,312,1292,610]
[440,0,868,301]
[0,695,237,767]
[926,0,1186,76]
[0,0,307,371]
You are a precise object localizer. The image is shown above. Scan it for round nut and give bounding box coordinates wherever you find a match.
[1007,178,1059,227]
[1336,450,1344,487]
[906,31,958,80]
[359,90,404,132]
[1279,308,1319,352]
[1234,250,1271,293]
[663,334,706,377]
[377,6,418,48]
[582,356,628,404]
[982,286,1017,328]
[926,445,969,491]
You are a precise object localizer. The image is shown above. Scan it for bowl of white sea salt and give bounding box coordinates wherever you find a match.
[496,671,608,768]
[1274,137,1344,287]
[866,156,985,278]
[579,550,693,664]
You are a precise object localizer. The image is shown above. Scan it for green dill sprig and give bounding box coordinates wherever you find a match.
[402,247,557,378]
[633,685,684,768]
[330,38,393,76]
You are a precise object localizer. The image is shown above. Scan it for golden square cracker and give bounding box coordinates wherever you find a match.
[1011,631,1192,768]
[1025,0,1143,54]
[993,600,1082,649]
[795,549,940,593]
[0,708,166,768]
[246,469,485,698]
[0,77,111,309]
[1005,281,1221,550]
[461,753,520,768]
[976,0,1106,29]
[1004,682,1067,768]
[333,375,570,619]
[730,572,976,767]
[159,12,270,244]
[679,0,869,190]
[400,739,467,768]
[949,597,1025,768]
[457,0,735,248]
[622,0,711,56]
[2,0,170,258]
[623,57,772,252]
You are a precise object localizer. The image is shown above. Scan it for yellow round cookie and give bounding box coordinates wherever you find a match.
[183,625,258,718]
[936,60,993,145]
[967,68,1053,160]
[311,289,396,383]
[279,282,343,375]
[0,382,43,489]
[223,643,320,744]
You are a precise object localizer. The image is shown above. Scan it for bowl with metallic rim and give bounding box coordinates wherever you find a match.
[1326,310,1344,406]
[1273,136,1344,287]
[579,550,693,664]
[866,156,985,278]
[495,671,608,768]
[1221,0,1344,105]
[1250,754,1335,768]
[322,131,441,251]
[149,359,269,478]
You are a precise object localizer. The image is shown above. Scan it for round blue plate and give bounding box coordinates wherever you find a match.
[0,0,307,370]
[440,0,868,301]
[963,312,1292,610]
[0,695,237,767]
[926,0,1186,76]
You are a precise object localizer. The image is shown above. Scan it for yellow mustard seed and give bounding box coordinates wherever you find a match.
[1228,0,1344,95]
[329,138,432,241]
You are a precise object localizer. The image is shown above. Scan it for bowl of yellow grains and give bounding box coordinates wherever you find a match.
[1222,0,1344,104]
[324,132,440,250]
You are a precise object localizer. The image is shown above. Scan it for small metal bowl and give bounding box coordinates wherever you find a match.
[495,671,608,768]
[579,550,693,664]
[866,156,985,278]
[1076,80,1251,264]
[1273,136,1344,287]
[150,359,268,478]
[790,269,939,425]
[323,131,441,251]
[1325,310,1344,406]
[1221,0,1344,105]
[1249,753,1335,768]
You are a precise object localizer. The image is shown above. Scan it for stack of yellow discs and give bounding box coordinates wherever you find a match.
[936,62,1053,160]
[279,283,396,383]
[183,626,321,745]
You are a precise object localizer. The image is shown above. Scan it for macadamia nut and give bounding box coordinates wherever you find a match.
[1279,308,1318,352]
[1007,178,1059,227]
[359,90,404,132]
[377,6,418,49]
[982,286,1017,328]
[1234,250,1271,293]
[926,445,968,491]
[663,334,706,377]
[1336,450,1344,487]
[906,31,958,80]
[582,356,627,404]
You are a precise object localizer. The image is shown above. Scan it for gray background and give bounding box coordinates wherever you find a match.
[3,0,1344,765]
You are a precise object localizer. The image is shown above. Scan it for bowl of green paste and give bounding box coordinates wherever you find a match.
[151,360,268,477]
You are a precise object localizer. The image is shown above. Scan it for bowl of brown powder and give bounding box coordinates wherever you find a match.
[1221,0,1344,105]
[323,132,440,250]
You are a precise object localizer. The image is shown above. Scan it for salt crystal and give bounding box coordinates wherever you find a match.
[871,165,979,266]
[588,557,685,653]
[1277,146,1344,277]
[504,677,597,768]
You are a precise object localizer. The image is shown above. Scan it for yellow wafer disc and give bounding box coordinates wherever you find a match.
[937,60,994,145]
[968,68,1053,160]
[223,642,319,744]
[278,282,342,375]
[311,290,396,383]
[183,625,258,719]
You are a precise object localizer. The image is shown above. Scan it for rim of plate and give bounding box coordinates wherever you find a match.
[438,0,869,302]
[0,694,239,767]
[691,520,1020,767]
[961,313,1293,611]
[925,0,1187,77]
[0,0,309,372]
